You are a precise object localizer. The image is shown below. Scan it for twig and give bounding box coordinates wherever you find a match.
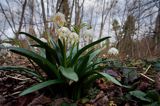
[140,73,155,82]
[8,91,21,97]
[6,75,30,81]
[143,65,152,74]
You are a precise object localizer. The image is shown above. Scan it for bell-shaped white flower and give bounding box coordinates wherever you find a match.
[56,27,71,41]
[69,32,79,44]
[40,38,47,43]
[0,43,12,57]
[83,29,93,42]
[52,12,66,27]
[108,47,119,55]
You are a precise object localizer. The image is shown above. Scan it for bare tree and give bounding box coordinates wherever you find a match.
[0,3,16,35]
[99,0,117,39]
[41,0,47,32]
[153,1,160,55]
[17,0,27,34]
[74,0,85,27]
[28,0,35,35]
[68,0,75,28]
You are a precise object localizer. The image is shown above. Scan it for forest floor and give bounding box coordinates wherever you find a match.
[0,52,160,106]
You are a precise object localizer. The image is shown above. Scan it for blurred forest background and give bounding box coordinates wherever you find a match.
[0,0,160,58]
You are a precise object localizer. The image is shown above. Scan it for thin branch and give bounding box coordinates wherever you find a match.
[41,0,48,31]
[6,0,16,31]
[17,0,27,34]
[0,3,15,34]
[56,0,64,13]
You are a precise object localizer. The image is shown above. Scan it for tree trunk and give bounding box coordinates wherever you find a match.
[41,0,48,32]
[99,22,104,39]
[74,0,85,28]
[17,0,27,35]
[75,0,81,27]
[28,0,35,35]
[68,0,75,29]
[153,3,160,55]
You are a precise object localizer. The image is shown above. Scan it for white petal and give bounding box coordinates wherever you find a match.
[108,47,119,55]
[40,38,47,43]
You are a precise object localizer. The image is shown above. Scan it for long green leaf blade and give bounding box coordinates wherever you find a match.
[20,80,64,96]
[0,66,43,80]
[19,32,61,65]
[88,49,101,65]
[58,39,66,66]
[19,32,47,46]
[71,37,110,66]
[97,72,123,86]
[9,47,60,79]
[76,55,90,77]
[82,73,101,86]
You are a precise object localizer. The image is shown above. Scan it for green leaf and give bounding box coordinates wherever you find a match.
[82,74,101,86]
[19,32,61,65]
[86,60,107,70]
[20,80,64,96]
[59,66,78,82]
[76,55,90,77]
[19,32,47,46]
[97,72,123,87]
[71,37,110,66]
[9,47,60,79]
[146,90,160,101]
[67,43,78,60]
[58,39,66,66]
[81,60,109,80]
[0,66,43,80]
[49,38,63,65]
[45,48,59,64]
[129,90,151,102]
[88,49,101,64]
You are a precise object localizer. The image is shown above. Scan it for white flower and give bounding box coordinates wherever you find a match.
[40,38,47,43]
[0,43,12,57]
[0,49,10,57]
[1,43,12,47]
[56,27,80,47]
[56,27,71,41]
[108,47,119,55]
[33,47,38,52]
[69,32,79,44]
[83,29,93,41]
[52,12,66,27]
